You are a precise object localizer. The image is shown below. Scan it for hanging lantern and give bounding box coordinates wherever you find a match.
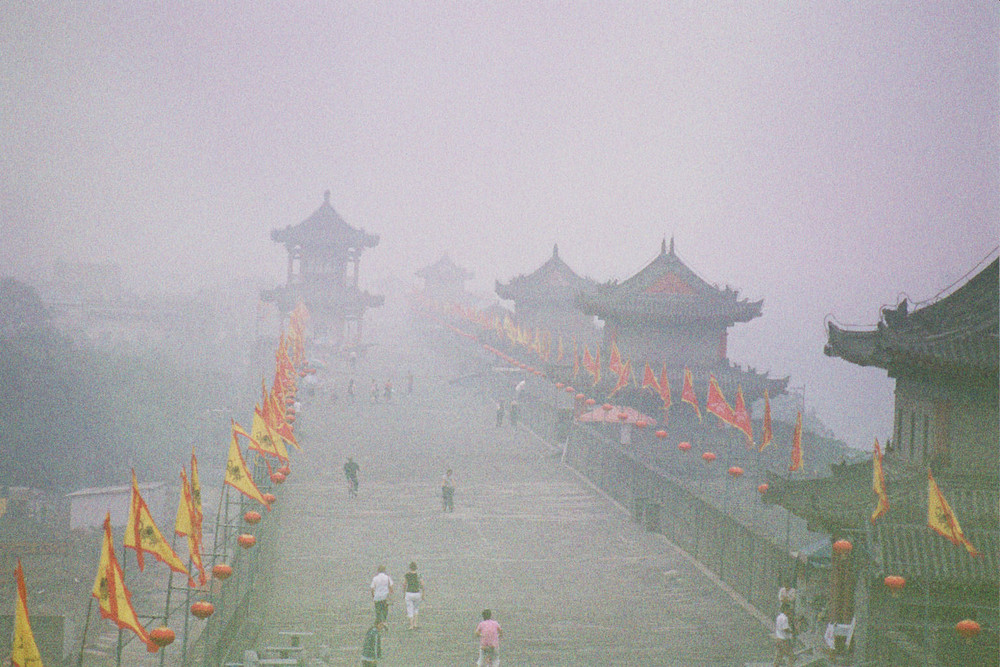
[635,420,647,429]
[602,403,613,411]
[728,466,744,478]
[956,619,981,641]
[655,430,668,439]
[575,393,585,401]
[270,472,286,484]
[585,398,596,406]
[678,441,692,451]
[262,493,277,505]
[150,626,176,648]
[702,451,716,462]
[832,539,853,555]
[287,414,296,423]
[617,412,628,421]
[243,510,261,525]
[556,382,564,389]
[883,575,905,596]
[757,483,769,494]
[212,563,233,581]
[278,465,291,476]
[564,386,573,393]
[237,534,256,549]
[190,601,215,619]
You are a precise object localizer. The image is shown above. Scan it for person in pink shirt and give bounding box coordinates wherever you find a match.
[475,609,502,667]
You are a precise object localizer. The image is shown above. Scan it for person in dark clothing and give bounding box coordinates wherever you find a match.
[344,456,360,497]
[509,400,519,427]
[361,619,385,666]
[403,561,424,629]
[347,377,355,401]
[495,402,504,427]
[441,469,455,512]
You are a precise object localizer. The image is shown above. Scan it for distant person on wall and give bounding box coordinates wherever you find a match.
[402,561,424,630]
[360,619,385,667]
[406,370,414,395]
[370,565,394,625]
[344,456,360,498]
[495,402,505,427]
[509,400,519,427]
[773,602,795,666]
[441,469,455,512]
[347,377,355,401]
[384,379,393,402]
[475,609,502,667]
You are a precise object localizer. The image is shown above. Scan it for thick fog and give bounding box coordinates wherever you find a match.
[2,3,997,449]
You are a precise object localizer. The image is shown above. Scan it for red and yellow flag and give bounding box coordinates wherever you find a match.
[92,514,158,652]
[174,467,205,586]
[732,386,754,446]
[572,342,580,379]
[582,345,593,375]
[609,340,623,376]
[681,368,701,422]
[657,364,671,412]
[556,336,564,363]
[12,559,43,667]
[871,439,889,523]
[125,471,188,577]
[928,470,979,557]
[609,359,631,397]
[590,348,602,386]
[706,375,736,427]
[251,405,289,462]
[758,389,773,452]
[266,384,300,451]
[640,363,659,392]
[789,411,803,472]
[225,431,271,509]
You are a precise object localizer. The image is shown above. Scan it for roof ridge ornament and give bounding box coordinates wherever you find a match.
[323,189,331,205]
[670,235,675,255]
[661,237,667,255]
[553,243,559,258]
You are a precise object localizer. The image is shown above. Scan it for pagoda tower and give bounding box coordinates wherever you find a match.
[577,237,786,401]
[265,191,384,346]
[495,244,598,343]
[416,253,474,303]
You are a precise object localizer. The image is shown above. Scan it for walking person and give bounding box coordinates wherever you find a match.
[441,469,455,512]
[347,377,355,402]
[773,602,795,666]
[402,562,424,630]
[495,402,504,427]
[508,400,519,427]
[344,456,360,498]
[360,619,385,667]
[475,609,502,667]
[370,565,394,626]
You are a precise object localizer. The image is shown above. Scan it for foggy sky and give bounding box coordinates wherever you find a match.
[2,2,997,449]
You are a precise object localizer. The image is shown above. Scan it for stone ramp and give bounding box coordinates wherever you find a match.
[258,320,773,665]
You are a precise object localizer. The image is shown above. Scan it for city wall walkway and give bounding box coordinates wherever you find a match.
[258,315,773,666]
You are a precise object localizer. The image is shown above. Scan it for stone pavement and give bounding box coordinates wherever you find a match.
[259,318,773,666]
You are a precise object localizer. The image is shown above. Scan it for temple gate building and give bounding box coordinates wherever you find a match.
[264,191,383,346]
[495,244,598,344]
[577,237,786,402]
[416,253,474,303]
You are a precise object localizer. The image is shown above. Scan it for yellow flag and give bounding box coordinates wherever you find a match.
[251,406,289,461]
[871,439,889,523]
[174,468,206,586]
[928,470,979,557]
[13,559,43,667]
[190,449,203,531]
[225,431,270,508]
[92,514,157,652]
[125,471,188,577]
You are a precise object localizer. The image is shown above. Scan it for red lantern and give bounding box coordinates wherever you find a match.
[278,465,291,476]
[635,420,647,429]
[564,386,573,393]
[833,539,853,555]
[575,393,585,401]
[956,619,981,641]
[287,414,296,423]
[150,626,176,648]
[655,430,668,439]
[190,601,215,619]
[883,575,905,596]
[702,452,716,462]
[728,466,744,478]
[757,483,769,494]
[617,412,628,421]
[556,382,564,389]
[585,398,596,406]
[212,563,233,581]
[237,534,256,549]
[270,472,286,484]
[243,510,261,525]
[262,493,277,505]
[678,441,691,451]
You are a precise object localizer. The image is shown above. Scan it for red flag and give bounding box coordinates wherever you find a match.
[732,386,753,445]
[591,348,602,386]
[609,340,623,376]
[789,411,803,471]
[582,345,594,374]
[657,364,672,413]
[572,341,580,379]
[609,359,631,397]
[640,363,660,392]
[928,469,979,557]
[706,375,736,427]
[681,368,701,422]
[758,389,773,452]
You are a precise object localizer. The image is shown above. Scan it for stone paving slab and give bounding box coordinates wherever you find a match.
[259,322,772,666]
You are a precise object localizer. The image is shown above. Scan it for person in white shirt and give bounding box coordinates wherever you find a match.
[370,565,394,625]
[773,602,794,666]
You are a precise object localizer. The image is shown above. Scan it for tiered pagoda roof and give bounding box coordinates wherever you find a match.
[577,238,762,325]
[825,258,999,379]
[495,244,596,302]
[416,253,474,284]
[271,191,379,250]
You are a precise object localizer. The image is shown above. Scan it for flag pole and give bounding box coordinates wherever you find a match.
[181,555,192,667]
[159,532,180,667]
[77,596,94,667]
[116,547,127,667]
